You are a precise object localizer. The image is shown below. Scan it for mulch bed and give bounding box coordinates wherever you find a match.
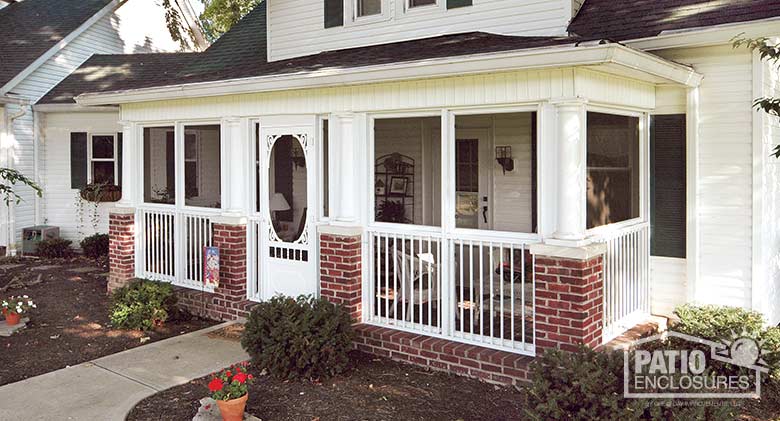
[127,351,526,421]
[0,256,216,386]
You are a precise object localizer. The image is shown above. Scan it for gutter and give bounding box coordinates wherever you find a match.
[2,98,29,256]
[622,17,780,51]
[76,43,702,106]
[33,104,120,113]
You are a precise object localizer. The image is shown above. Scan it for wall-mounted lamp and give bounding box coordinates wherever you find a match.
[495,146,514,174]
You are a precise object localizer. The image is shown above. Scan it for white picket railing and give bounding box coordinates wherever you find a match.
[594,222,651,343]
[136,207,217,290]
[366,227,535,355]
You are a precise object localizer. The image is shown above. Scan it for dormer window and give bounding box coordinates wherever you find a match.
[356,0,381,17]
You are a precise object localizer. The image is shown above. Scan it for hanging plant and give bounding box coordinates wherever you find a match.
[79,182,122,203]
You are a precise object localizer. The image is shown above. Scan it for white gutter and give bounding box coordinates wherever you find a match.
[0,0,122,95]
[75,43,702,106]
[622,17,780,51]
[4,100,28,255]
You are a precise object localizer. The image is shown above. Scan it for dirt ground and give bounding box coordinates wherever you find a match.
[0,256,215,386]
[127,351,526,421]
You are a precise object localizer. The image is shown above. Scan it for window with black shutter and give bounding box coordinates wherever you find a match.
[650,114,687,258]
[70,133,88,189]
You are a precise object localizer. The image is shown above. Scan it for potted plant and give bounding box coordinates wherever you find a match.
[208,363,255,421]
[80,182,122,203]
[1,295,36,326]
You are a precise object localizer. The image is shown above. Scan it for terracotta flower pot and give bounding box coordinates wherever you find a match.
[5,312,21,326]
[216,394,248,421]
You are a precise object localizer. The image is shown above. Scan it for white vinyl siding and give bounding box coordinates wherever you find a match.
[267,0,576,61]
[41,112,120,242]
[651,256,687,317]
[656,45,754,310]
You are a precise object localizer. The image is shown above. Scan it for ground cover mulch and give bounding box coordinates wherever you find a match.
[127,350,526,421]
[0,256,216,386]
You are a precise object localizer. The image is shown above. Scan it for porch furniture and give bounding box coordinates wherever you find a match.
[375,249,438,323]
[375,153,415,223]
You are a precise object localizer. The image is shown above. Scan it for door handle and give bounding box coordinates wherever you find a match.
[482,206,488,224]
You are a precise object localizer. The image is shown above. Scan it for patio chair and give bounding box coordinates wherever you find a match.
[385,249,439,323]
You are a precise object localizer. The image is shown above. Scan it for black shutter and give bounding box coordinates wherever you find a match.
[117,132,123,186]
[324,0,343,28]
[650,114,687,258]
[70,132,88,189]
[447,0,472,9]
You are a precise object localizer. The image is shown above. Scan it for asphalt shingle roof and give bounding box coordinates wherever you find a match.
[38,0,780,105]
[0,0,113,91]
[570,0,780,41]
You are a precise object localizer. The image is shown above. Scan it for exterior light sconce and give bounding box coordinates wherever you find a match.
[495,146,514,174]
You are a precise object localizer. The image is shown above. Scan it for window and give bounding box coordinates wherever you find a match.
[409,0,436,7]
[184,125,221,209]
[321,119,330,218]
[90,135,117,185]
[143,126,176,205]
[356,0,381,17]
[586,112,641,229]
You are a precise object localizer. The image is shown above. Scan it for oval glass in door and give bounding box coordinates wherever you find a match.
[268,135,308,243]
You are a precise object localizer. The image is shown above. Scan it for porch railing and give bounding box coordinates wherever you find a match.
[593,222,651,343]
[136,207,217,290]
[366,227,536,355]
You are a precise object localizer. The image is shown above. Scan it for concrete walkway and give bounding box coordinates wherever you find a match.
[0,322,249,421]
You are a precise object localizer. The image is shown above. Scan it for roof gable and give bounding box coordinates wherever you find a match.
[0,0,114,92]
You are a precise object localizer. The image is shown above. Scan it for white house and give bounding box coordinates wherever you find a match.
[39,0,780,385]
[0,0,206,253]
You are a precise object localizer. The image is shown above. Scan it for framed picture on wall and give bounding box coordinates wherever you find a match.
[389,176,408,196]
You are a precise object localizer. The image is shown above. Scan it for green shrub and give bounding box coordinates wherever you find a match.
[523,346,735,420]
[80,233,109,259]
[36,238,73,258]
[674,304,765,340]
[241,295,353,380]
[109,279,177,331]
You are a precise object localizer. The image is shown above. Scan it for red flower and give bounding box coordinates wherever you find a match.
[208,378,224,392]
[233,372,248,384]
[225,371,232,377]
[248,374,254,380]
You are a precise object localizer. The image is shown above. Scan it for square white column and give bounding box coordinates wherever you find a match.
[551,98,588,242]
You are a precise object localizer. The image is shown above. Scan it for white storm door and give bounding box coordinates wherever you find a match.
[258,116,318,299]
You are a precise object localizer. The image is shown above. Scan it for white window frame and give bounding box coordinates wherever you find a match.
[346,0,390,26]
[318,115,331,222]
[583,105,650,238]
[402,0,443,14]
[87,133,118,186]
[183,130,201,200]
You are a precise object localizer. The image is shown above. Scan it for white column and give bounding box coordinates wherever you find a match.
[117,121,136,208]
[333,113,358,224]
[222,117,247,216]
[551,98,588,242]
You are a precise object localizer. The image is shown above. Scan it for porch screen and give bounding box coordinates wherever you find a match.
[184,125,221,209]
[586,112,641,228]
[143,127,176,205]
[650,114,686,258]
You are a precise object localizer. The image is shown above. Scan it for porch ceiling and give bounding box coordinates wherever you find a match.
[75,43,701,106]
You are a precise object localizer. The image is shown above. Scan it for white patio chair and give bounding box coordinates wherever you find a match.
[389,250,438,323]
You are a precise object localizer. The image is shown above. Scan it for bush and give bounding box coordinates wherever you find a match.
[109,279,177,331]
[36,238,72,258]
[241,295,353,380]
[673,304,765,340]
[80,233,109,259]
[523,346,735,420]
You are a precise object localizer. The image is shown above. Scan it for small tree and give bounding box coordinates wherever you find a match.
[163,0,260,47]
[733,35,780,156]
[0,168,42,206]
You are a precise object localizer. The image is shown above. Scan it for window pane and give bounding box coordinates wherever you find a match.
[454,113,537,233]
[586,112,641,228]
[269,135,307,243]
[410,0,436,7]
[92,161,115,185]
[143,127,175,205]
[184,125,221,209]
[92,135,114,159]
[374,117,441,227]
[357,0,381,16]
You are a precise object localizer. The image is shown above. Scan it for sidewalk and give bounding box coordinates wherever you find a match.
[0,322,248,421]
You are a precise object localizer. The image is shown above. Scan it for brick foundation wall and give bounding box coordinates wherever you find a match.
[353,324,533,386]
[534,255,604,352]
[320,233,362,321]
[176,223,255,321]
[108,212,135,292]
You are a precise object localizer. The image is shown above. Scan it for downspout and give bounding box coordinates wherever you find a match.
[5,103,29,255]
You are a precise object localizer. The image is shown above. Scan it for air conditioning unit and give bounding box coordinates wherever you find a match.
[22,226,60,255]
